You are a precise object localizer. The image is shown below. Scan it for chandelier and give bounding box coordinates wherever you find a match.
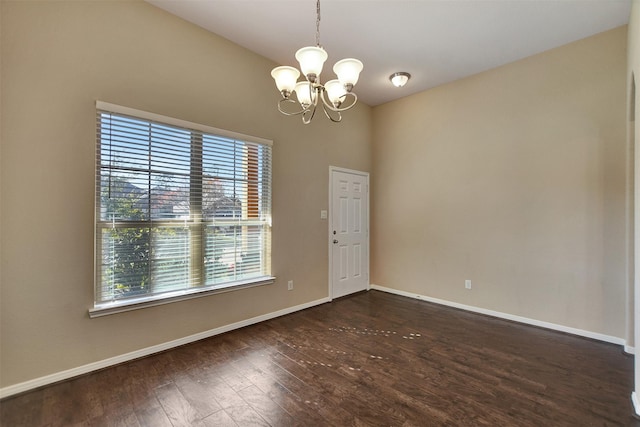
[270,0,363,124]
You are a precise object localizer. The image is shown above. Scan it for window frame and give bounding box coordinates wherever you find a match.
[90,101,274,318]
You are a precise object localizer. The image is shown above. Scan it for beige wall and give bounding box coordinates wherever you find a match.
[0,0,371,388]
[371,27,628,338]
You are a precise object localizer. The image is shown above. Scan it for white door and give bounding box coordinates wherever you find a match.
[330,167,369,299]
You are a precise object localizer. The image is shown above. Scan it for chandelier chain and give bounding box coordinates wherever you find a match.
[316,0,321,48]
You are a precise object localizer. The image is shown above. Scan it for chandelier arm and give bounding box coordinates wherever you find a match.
[319,91,359,112]
[277,98,311,116]
[322,103,342,122]
[302,105,317,124]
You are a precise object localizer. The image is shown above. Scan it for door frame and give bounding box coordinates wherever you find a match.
[328,166,370,300]
[631,71,640,414]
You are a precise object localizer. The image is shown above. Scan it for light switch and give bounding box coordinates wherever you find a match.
[320,210,328,220]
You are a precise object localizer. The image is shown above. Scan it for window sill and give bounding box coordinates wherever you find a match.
[89,276,276,318]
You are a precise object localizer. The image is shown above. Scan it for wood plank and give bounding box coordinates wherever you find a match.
[194,409,238,427]
[155,383,199,427]
[208,380,270,426]
[134,405,173,427]
[0,388,44,426]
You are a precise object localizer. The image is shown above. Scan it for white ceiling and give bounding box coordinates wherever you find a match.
[147,0,632,106]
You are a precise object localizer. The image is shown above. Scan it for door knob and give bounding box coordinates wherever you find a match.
[333,239,339,244]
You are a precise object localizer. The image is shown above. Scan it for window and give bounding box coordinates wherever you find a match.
[92,102,272,316]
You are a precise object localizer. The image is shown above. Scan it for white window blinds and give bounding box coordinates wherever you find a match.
[94,102,272,309]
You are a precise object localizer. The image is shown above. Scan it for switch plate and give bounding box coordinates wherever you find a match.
[320,210,328,220]
[288,280,294,291]
[465,280,472,290]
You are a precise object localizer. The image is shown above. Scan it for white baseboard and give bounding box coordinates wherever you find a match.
[0,297,330,399]
[625,345,636,355]
[370,284,626,346]
[633,392,640,416]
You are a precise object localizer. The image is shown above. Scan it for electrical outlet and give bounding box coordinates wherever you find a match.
[465,280,472,290]
[288,280,294,291]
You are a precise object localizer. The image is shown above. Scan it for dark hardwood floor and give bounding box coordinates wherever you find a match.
[1,290,637,426]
